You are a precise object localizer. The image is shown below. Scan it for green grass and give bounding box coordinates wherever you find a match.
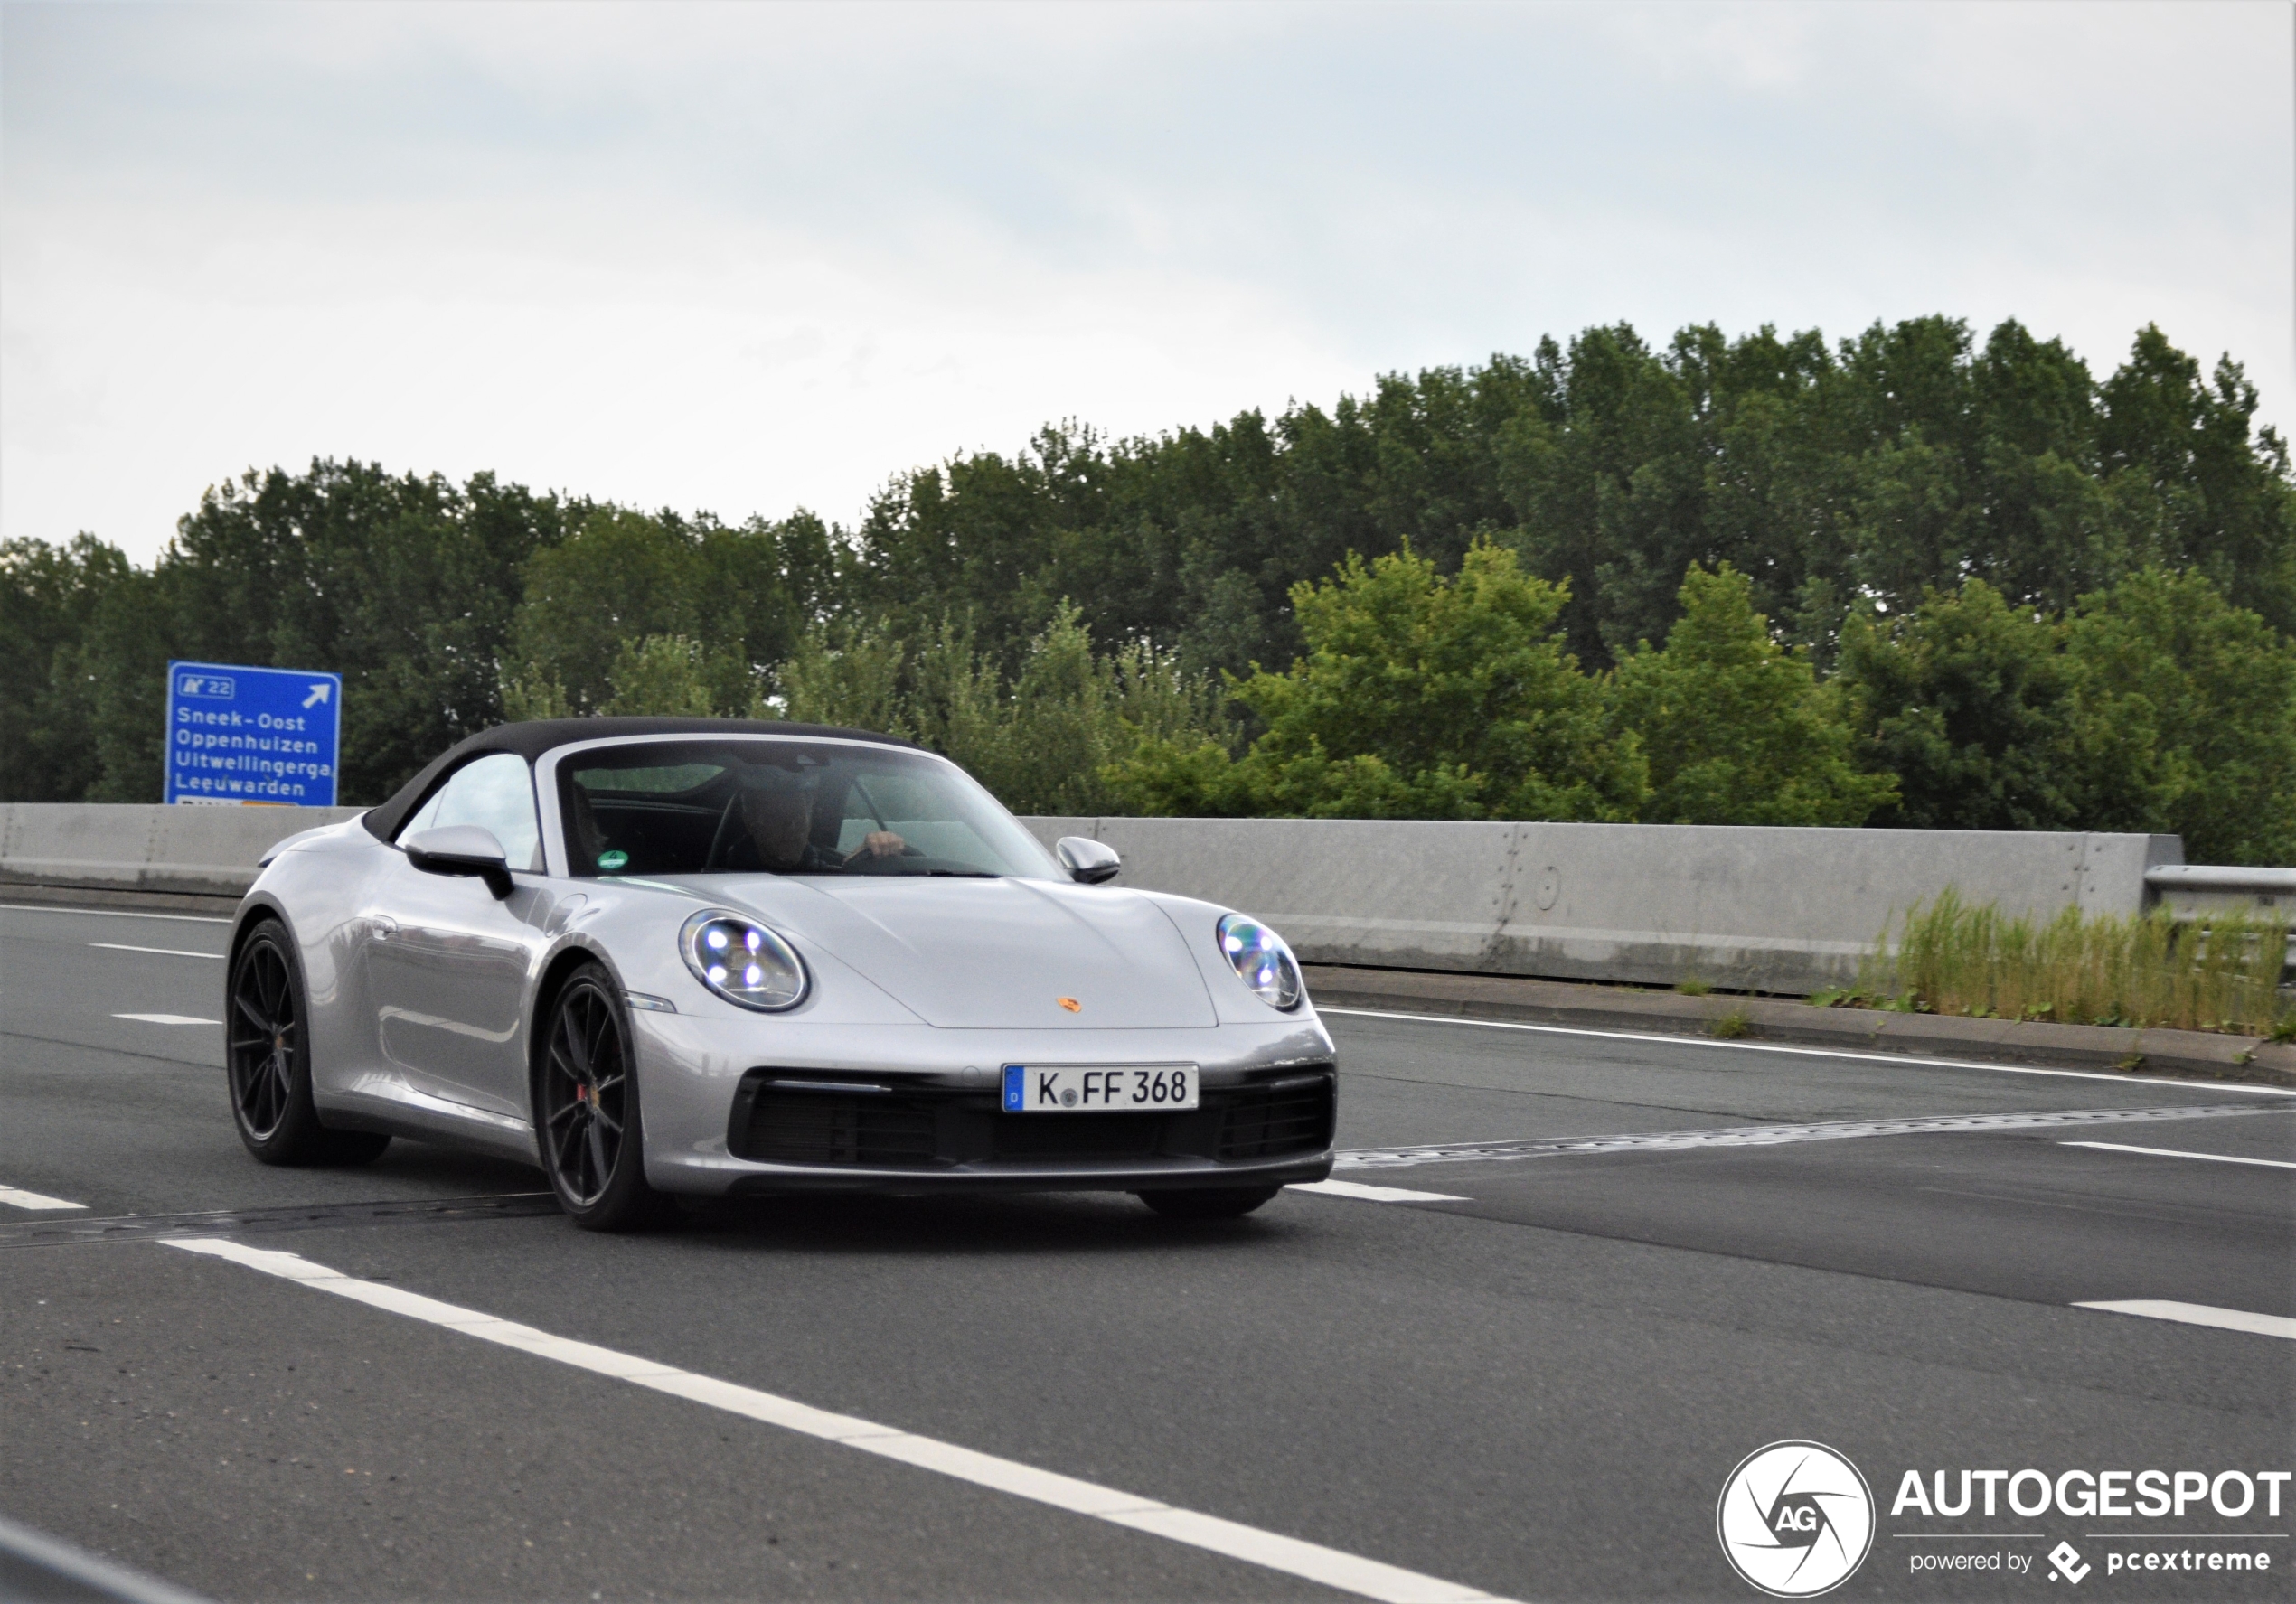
[1675,975,1713,997]
[1858,888,2294,1037]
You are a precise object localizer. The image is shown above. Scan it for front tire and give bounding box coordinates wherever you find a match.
[227,921,390,1166]
[1135,1185,1282,1220]
[538,964,669,1232]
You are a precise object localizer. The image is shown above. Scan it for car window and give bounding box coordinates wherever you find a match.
[398,752,543,872]
[559,738,1060,880]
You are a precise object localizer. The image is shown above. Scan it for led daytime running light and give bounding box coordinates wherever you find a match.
[680,910,806,1012]
[1216,913,1302,1011]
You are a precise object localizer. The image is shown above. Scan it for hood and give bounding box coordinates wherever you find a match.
[682,876,1219,1029]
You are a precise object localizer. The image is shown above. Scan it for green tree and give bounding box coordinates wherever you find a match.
[1115,542,1646,820]
[1836,580,2075,832]
[599,635,720,717]
[2057,567,2296,865]
[1612,565,1896,827]
[773,605,1230,816]
[503,504,826,720]
[0,535,136,801]
[774,616,910,734]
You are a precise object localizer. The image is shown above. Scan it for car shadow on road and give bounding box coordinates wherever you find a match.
[657,1189,1315,1261]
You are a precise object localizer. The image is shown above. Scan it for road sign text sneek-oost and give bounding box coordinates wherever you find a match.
[164,660,342,806]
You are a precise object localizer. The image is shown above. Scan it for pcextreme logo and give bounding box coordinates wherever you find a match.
[1717,1440,1877,1598]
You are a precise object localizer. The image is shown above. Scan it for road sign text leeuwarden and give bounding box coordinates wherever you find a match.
[165,661,342,806]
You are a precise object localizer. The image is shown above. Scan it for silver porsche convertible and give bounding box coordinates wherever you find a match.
[225,718,1337,1229]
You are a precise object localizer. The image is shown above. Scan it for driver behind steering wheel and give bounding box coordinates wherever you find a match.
[739,766,905,872]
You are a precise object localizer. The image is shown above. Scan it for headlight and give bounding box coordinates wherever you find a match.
[680,910,807,1011]
[1217,913,1302,1010]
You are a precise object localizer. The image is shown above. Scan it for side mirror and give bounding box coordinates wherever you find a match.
[403,825,514,899]
[1056,835,1121,886]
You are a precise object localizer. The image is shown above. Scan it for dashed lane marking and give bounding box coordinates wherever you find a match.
[1334,1105,2282,1171]
[111,1013,221,1026]
[2073,1300,2296,1341]
[0,1187,86,1212]
[1318,1008,2296,1098]
[162,1236,1514,1604]
[2058,1140,2296,1170]
[1,904,231,924]
[89,943,226,960]
[1289,1180,1472,1204]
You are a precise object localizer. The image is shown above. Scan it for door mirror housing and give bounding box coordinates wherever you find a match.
[403,825,515,899]
[1055,835,1121,886]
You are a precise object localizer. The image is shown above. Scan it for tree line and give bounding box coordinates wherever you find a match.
[4,315,2291,863]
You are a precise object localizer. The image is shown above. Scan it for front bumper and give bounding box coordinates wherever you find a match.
[632,1013,1338,1196]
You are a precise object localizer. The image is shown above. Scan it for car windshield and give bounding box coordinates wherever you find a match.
[557,738,1062,881]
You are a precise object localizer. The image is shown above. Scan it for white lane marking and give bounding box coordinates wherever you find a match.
[2058,1140,2296,1170]
[1320,1007,2296,1098]
[89,943,226,960]
[1337,1105,2281,1171]
[161,1237,1512,1604]
[1,904,231,924]
[111,1013,221,1026]
[1289,1179,1472,1204]
[0,1186,86,1211]
[2073,1300,2296,1341]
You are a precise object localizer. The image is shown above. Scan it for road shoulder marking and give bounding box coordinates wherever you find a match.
[160,1236,1511,1604]
[1319,1007,2296,1098]
[90,942,226,960]
[1,904,231,924]
[2058,1140,2296,1170]
[0,1186,86,1212]
[1337,1105,2278,1171]
[2073,1300,2296,1341]
[1289,1180,1471,1204]
[111,1013,221,1026]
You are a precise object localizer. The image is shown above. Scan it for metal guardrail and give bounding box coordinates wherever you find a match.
[2145,866,2296,980]
[2145,865,2296,901]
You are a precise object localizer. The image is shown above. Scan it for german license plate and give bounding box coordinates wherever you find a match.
[1002,1064,1200,1112]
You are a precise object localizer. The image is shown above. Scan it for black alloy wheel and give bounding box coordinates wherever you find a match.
[539,964,668,1231]
[227,921,390,1166]
[1135,1185,1283,1221]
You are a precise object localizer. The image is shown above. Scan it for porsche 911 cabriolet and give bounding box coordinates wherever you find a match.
[225,718,1337,1229]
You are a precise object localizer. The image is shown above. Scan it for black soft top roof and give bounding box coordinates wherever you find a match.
[362,718,921,840]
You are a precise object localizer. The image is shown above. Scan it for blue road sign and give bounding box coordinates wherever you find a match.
[164,660,343,806]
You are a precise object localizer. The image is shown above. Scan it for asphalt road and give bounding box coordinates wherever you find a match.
[4,900,2291,1604]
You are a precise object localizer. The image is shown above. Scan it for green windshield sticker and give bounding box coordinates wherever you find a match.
[597,849,629,871]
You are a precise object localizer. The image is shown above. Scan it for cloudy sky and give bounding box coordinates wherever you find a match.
[4,1,2290,566]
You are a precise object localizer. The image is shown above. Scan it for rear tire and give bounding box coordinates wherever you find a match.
[1135,1185,1282,1220]
[537,963,671,1232]
[227,920,391,1167]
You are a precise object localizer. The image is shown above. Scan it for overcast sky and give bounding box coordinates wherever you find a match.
[4,0,2291,567]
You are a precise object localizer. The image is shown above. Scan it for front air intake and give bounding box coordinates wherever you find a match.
[1217,1072,1335,1159]
[729,1078,940,1168]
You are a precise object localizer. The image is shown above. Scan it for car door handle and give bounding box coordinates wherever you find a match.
[369,915,399,942]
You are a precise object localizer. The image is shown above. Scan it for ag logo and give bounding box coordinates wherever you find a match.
[1717,1440,1875,1598]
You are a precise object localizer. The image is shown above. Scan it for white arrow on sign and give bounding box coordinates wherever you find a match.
[303,683,332,708]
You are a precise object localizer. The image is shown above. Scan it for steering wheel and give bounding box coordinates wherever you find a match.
[704,794,748,871]
[839,844,927,875]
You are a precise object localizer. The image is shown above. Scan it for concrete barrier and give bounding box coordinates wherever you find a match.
[1023,817,2186,994]
[0,803,2203,994]
[0,803,365,900]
